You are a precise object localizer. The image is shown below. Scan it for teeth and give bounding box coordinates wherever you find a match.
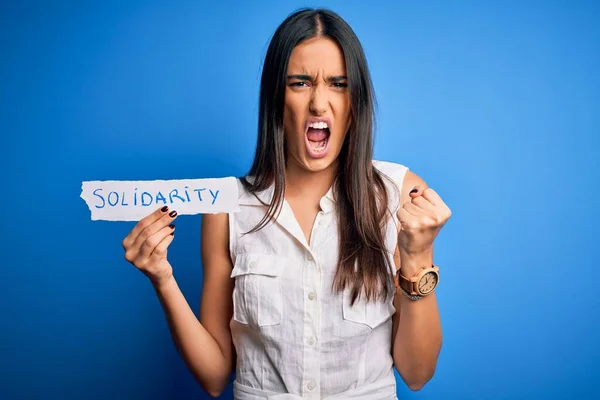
[309,121,328,129]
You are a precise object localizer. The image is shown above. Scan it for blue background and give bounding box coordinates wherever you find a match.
[2,1,599,399]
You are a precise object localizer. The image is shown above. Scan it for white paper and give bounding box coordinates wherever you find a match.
[80,177,240,221]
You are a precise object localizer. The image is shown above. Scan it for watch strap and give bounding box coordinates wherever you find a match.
[394,268,417,294]
[398,285,423,301]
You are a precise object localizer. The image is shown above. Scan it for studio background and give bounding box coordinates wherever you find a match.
[2,1,598,399]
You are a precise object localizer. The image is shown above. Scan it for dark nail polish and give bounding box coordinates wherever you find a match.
[170,232,174,236]
[410,188,418,194]
[169,224,175,229]
[161,206,169,212]
[169,210,177,217]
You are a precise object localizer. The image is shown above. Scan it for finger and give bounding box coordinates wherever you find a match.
[123,205,171,248]
[402,200,425,218]
[398,203,420,226]
[398,207,420,230]
[421,188,444,208]
[138,222,176,260]
[132,209,178,251]
[411,195,437,214]
[408,185,426,198]
[405,196,449,229]
[149,230,175,262]
[422,188,452,219]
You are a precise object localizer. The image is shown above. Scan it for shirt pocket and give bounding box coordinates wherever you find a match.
[230,253,286,327]
[342,288,396,330]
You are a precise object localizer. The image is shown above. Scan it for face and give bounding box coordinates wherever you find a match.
[283,36,351,173]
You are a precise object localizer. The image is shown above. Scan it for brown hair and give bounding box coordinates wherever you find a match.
[242,8,394,305]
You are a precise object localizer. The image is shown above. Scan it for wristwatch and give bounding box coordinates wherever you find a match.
[394,265,440,300]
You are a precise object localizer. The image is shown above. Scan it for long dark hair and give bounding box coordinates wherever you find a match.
[242,8,394,305]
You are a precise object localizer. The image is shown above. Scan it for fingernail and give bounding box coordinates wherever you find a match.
[170,232,174,236]
[410,187,418,194]
[169,224,175,229]
[169,210,177,217]
[161,206,169,212]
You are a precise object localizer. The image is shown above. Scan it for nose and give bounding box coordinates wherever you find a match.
[309,86,328,115]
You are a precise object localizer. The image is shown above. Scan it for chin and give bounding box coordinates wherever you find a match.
[303,158,336,172]
[298,148,342,173]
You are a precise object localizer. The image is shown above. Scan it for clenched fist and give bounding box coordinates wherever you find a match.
[122,205,178,287]
[397,186,451,258]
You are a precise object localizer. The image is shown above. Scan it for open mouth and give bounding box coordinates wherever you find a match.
[305,120,331,158]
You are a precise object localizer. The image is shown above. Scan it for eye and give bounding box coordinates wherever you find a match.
[290,81,310,87]
[331,82,348,90]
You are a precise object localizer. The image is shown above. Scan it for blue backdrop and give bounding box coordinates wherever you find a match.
[2,1,599,399]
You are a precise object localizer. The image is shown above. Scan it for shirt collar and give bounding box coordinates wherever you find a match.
[237,177,336,213]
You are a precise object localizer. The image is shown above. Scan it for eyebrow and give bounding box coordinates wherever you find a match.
[287,74,348,83]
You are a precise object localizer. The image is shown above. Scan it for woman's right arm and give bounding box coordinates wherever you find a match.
[123,207,235,397]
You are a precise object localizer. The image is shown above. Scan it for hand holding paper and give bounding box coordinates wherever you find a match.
[122,205,179,287]
[81,176,241,285]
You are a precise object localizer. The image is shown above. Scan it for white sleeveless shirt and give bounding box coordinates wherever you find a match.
[228,160,409,400]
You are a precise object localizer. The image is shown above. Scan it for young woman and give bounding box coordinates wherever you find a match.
[122,8,451,400]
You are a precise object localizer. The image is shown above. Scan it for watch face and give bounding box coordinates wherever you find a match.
[418,271,438,295]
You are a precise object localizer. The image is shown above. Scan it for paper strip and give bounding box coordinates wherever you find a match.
[80,177,240,221]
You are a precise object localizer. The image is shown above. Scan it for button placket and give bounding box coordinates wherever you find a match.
[302,242,321,399]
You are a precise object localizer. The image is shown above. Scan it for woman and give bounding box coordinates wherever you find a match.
[122,8,451,399]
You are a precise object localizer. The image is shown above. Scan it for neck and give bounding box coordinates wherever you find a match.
[284,160,338,200]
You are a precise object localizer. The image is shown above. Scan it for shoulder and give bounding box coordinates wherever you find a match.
[372,159,408,184]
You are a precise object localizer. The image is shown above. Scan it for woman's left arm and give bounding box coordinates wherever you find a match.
[391,170,451,391]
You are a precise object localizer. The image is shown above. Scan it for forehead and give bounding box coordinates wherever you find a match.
[288,37,346,74]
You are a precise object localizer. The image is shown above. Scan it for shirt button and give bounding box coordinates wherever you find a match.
[249,261,256,270]
[307,381,315,391]
[308,292,316,301]
[308,336,316,346]
[307,254,313,261]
